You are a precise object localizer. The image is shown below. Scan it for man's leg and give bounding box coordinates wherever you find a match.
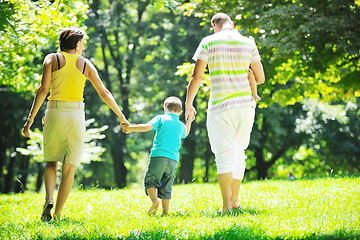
[53,163,75,219]
[207,110,235,212]
[218,172,233,212]
[230,106,255,209]
[231,179,242,208]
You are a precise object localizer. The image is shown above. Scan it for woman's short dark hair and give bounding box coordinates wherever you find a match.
[59,27,84,51]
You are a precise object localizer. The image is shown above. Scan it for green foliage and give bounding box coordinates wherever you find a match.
[179,0,360,107]
[0,177,359,239]
[0,0,88,94]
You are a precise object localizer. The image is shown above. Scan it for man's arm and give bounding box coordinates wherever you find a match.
[250,60,265,85]
[122,123,153,133]
[185,110,195,136]
[185,59,207,121]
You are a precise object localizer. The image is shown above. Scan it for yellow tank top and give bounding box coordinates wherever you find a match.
[48,52,87,102]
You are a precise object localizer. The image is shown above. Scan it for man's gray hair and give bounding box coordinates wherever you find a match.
[211,13,232,27]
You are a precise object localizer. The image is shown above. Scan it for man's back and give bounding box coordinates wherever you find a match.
[193,30,261,112]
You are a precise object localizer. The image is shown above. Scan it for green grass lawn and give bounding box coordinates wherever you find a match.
[1,177,359,239]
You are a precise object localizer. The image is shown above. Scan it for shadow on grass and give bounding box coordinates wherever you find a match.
[166,206,267,219]
[33,226,360,240]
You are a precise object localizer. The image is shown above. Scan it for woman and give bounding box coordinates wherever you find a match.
[22,27,129,221]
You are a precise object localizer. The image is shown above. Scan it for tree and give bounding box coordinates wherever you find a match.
[0,0,88,93]
[0,0,87,192]
[176,0,360,179]
[84,0,209,187]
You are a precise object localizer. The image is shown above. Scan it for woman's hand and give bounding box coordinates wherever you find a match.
[22,120,33,138]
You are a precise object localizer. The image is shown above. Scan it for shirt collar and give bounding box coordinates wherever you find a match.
[166,112,180,119]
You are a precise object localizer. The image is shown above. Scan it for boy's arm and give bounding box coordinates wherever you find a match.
[185,120,192,136]
[122,123,153,133]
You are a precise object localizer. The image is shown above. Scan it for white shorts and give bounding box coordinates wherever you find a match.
[206,106,255,180]
[43,101,85,165]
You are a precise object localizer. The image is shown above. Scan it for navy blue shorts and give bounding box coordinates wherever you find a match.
[144,157,177,199]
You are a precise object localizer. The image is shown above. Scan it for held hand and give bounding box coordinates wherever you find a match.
[187,109,195,123]
[121,122,130,134]
[185,105,196,122]
[120,118,130,126]
[22,120,33,138]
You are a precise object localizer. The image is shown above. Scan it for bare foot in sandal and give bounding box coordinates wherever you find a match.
[41,197,54,221]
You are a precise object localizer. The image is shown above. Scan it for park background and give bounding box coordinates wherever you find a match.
[1,0,359,193]
[0,0,359,239]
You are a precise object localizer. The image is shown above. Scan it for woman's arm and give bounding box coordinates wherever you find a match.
[22,54,53,137]
[86,59,129,125]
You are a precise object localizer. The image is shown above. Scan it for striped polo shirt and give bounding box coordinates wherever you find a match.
[193,29,261,112]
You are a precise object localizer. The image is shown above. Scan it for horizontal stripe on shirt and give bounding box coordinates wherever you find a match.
[210,96,255,111]
[206,40,254,47]
[208,47,253,54]
[210,69,248,76]
[211,92,252,105]
[208,62,250,69]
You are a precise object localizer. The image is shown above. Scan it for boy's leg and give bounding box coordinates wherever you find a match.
[147,188,160,215]
[161,199,170,215]
[144,157,167,216]
[157,158,177,215]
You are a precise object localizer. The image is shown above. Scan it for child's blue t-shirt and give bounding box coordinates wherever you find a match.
[148,113,187,162]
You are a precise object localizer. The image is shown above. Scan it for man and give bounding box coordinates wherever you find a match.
[185,13,265,212]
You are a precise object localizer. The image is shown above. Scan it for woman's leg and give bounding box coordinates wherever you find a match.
[44,161,58,200]
[41,161,57,220]
[53,163,75,219]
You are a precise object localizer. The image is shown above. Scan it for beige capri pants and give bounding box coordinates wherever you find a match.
[43,100,85,165]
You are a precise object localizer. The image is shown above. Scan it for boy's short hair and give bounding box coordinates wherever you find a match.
[164,97,182,113]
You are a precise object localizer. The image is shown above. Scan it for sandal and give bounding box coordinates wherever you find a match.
[40,197,54,221]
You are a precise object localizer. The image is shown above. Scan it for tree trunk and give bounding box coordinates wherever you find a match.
[179,126,196,184]
[111,134,127,188]
[3,156,15,193]
[254,146,268,179]
[0,145,6,192]
[203,141,212,183]
[14,155,30,193]
[35,162,45,192]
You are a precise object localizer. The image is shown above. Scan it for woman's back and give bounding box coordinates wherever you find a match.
[48,52,87,102]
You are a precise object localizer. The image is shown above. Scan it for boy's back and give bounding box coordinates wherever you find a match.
[149,113,187,162]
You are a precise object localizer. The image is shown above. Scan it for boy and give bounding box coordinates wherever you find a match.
[122,96,194,215]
